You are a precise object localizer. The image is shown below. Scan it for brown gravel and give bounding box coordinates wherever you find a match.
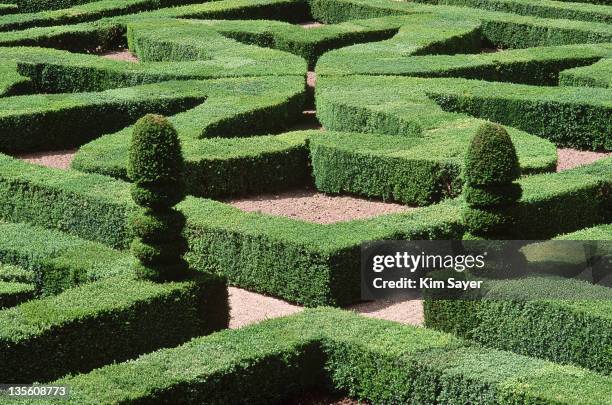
[100,50,139,63]
[299,22,324,29]
[14,149,76,169]
[556,148,611,172]
[227,187,414,224]
[229,287,303,329]
[307,71,316,88]
[348,292,424,326]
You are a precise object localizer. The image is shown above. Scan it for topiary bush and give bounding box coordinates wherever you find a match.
[462,122,522,238]
[127,114,188,282]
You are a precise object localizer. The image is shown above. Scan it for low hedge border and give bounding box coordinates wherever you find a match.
[0,221,135,296]
[555,223,612,240]
[560,58,612,89]
[16,0,112,13]
[424,275,612,374]
[0,271,229,383]
[23,308,612,404]
[0,79,208,153]
[0,0,201,32]
[318,43,611,85]
[2,0,611,54]
[415,0,612,24]
[317,75,612,150]
[0,280,35,309]
[75,124,555,204]
[2,155,610,305]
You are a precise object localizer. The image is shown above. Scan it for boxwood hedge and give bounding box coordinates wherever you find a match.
[424,275,612,374]
[0,271,229,383]
[1,154,610,305]
[27,308,612,404]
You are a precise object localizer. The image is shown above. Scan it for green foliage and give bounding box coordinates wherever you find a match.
[0,281,35,309]
[45,308,612,403]
[0,221,134,296]
[463,182,522,206]
[462,122,522,238]
[560,58,612,89]
[0,80,206,153]
[417,0,612,24]
[128,115,188,282]
[424,275,612,374]
[464,122,521,186]
[128,115,184,185]
[0,273,229,383]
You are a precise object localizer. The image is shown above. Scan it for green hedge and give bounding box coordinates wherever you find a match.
[0,280,35,308]
[309,125,554,205]
[0,61,31,96]
[3,155,611,305]
[76,123,554,205]
[0,263,34,283]
[510,158,612,238]
[0,272,228,383]
[560,58,612,88]
[31,308,612,404]
[556,223,612,240]
[318,43,611,85]
[424,275,612,374]
[0,0,200,31]
[0,80,207,152]
[16,0,109,13]
[0,221,135,295]
[415,0,612,24]
[318,75,612,150]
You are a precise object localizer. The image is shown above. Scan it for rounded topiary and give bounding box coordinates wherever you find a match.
[464,183,522,207]
[462,122,522,239]
[464,122,520,186]
[128,114,188,282]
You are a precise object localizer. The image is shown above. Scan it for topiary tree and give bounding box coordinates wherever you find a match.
[127,114,188,282]
[462,122,522,239]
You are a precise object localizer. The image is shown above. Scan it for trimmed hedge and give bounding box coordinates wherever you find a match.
[318,43,611,86]
[0,0,201,32]
[0,221,134,295]
[0,61,31,96]
[560,58,612,88]
[2,154,611,304]
[0,272,229,383]
[317,75,612,150]
[0,80,208,152]
[308,124,553,205]
[16,0,111,13]
[30,308,612,404]
[424,275,612,374]
[0,280,35,309]
[556,223,612,240]
[0,263,34,283]
[415,0,612,24]
[77,122,555,205]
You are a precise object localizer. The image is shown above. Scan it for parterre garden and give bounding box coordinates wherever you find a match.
[0,0,610,403]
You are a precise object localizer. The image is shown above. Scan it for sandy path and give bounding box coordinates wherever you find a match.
[227,187,414,224]
[556,148,611,172]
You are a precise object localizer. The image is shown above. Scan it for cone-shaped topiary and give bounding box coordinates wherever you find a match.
[128,114,188,282]
[462,122,522,239]
[464,121,520,186]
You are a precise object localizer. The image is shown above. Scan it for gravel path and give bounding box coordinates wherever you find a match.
[227,187,414,224]
[100,50,139,63]
[14,149,76,169]
[556,148,611,172]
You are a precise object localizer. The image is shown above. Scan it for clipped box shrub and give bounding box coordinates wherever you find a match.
[0,272,229,383]
[424,275,612,374]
